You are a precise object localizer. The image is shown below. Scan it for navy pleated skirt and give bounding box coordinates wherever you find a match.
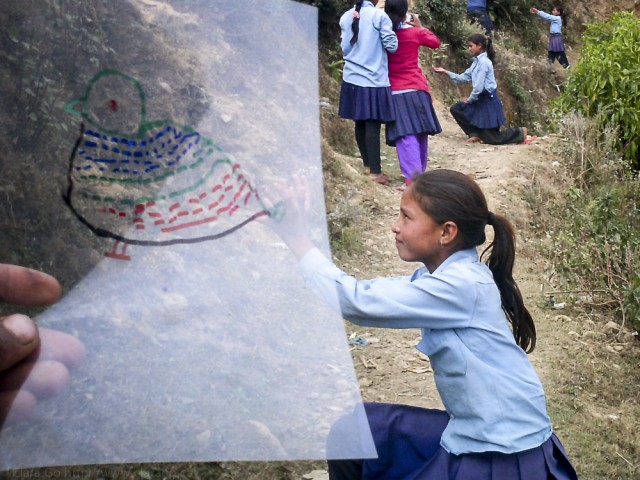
[386,90,442,145]
[329,402,579,480]
[339,81,395,122]
[549,33,566,52]
[461,89,506,129]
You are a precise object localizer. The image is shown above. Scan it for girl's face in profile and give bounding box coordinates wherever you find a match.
[552,7,560,16]
[392,189,446,272]
[467,41,483,57]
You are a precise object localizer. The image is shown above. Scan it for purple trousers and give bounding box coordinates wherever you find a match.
[396,133,429,184]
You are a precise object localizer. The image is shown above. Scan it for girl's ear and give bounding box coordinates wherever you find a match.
[440,221,459,246]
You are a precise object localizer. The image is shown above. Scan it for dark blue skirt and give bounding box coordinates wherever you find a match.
[339,81,395,122]
[386,90,442,145]
[360,403,579,480]
[549,33,566,52]
[460,89,506,129]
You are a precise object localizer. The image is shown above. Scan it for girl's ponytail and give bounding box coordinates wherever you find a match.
[481,213,536,353]
[384,0,409,31]
[412,170,537,353]
[351,1,364,45]
[555,5,568,28]
[485,36,496,62]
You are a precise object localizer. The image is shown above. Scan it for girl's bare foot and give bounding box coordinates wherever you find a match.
[466,136,481,143]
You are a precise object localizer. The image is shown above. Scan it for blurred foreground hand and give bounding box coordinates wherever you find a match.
[0,264,85,426]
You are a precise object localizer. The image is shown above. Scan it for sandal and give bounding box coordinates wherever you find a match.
[369,172,390,186]
[466,136,482,143]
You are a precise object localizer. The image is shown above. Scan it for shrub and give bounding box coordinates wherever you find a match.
[413,0,468,51]
[542,113,640,334]
[490,0,540,49]
[551,12,640,170]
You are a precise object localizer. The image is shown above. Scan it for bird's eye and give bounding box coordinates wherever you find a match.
[108,99,119,112]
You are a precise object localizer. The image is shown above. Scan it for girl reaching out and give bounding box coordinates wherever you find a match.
[432,34,535,145]
[339,0,398,186]
[272,170,578,480]
[531,5,570,69]
[384,0,442,190]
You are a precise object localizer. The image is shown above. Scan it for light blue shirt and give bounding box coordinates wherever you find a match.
[339,1,398,87]
[446,52,497,103]
[299,247,553,454]
[536,10,563,34]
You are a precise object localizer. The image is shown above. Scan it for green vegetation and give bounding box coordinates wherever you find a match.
[540,12,640,334]
[552,12,640,170]
[539,111,640,333]
[490,0,540,48]
[413,0,467,50]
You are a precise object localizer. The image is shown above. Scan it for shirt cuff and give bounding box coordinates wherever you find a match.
[298,247,338,279]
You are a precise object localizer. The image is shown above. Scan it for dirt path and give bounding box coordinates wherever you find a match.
[336,97,564,413]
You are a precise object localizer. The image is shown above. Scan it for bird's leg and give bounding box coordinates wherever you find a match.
[104,240,131,261]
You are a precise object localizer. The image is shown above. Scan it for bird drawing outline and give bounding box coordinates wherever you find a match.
[63,69,283,260]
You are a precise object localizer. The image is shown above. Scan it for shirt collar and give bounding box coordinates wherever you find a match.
[432,248,479,275]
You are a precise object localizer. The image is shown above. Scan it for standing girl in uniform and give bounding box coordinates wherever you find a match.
[270,170,578,480]
[432,34,535,145]
[384,0,442,190]
[339,0,398,186]
[531,5,570,69]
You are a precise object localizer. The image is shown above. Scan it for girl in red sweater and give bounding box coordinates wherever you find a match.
[384,0,442,190]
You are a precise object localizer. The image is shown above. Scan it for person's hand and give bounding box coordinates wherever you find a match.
[460,96,469,103]
[0,264,85,426]
[530,7,538,14]
[431,66,448,74]
[262,175,315,260]
[405,13,423,28]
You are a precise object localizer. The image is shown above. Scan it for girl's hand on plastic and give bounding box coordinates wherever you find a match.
[262,175,315,259]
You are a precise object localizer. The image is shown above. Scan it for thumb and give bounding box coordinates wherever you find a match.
[0,315,39,372]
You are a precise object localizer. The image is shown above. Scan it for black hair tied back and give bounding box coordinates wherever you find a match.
[351,1,365,45]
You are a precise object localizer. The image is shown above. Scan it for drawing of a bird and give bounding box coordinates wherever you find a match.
[63,69,282,260]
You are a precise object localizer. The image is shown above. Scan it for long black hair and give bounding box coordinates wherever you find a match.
[467,33,496,62]
[384,0,408,31]
[350,1,365,45]
[410,169,537,353]
[554,5,568,28]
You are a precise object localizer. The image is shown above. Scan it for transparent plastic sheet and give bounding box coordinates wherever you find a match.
[0,0,376,469]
